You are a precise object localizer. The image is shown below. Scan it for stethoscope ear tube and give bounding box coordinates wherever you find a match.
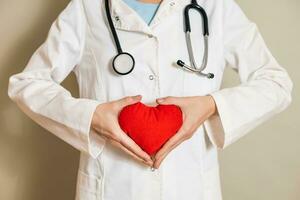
[184,3,209,36]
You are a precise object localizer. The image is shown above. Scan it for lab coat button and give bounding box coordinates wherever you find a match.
[170,2,175,6]
[148,34,154,38]
[114,16,120,21]
[149,75,155,80]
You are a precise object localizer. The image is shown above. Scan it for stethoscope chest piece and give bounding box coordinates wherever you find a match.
[112,52,135,75]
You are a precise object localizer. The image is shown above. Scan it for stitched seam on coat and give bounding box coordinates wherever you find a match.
[155,37,161,97]
[76,0,88,71]
[82,0,108,103]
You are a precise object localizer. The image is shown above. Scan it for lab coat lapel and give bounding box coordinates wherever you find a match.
[107,0,153,35]
[149,0,185,28]
[107,0,185,34]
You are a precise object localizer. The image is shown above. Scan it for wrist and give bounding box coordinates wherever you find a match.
[206,95,217,116]
[91,105,101,130]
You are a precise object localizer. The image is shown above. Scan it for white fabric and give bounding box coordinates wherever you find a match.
[7,0,293,199]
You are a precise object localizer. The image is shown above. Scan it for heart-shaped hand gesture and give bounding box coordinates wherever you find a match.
[118,95,217,169]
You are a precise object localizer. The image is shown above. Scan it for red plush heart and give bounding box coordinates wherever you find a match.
[118,102,183,156]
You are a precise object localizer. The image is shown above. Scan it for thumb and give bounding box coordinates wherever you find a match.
[156,96,179,105]
[118,95,142,108]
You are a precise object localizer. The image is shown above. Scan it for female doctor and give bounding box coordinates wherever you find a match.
[7,0,293,199]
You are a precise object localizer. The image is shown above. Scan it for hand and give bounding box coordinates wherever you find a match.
[91,95,153,167]
[152,95,217,169]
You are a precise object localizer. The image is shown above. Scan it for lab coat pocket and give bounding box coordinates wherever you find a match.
[182,71,214,96]
[75,170,102,200]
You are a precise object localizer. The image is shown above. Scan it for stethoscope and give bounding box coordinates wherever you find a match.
[105,0,214,79]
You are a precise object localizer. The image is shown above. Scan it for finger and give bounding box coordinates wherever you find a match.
[156,96,181,106]
[117,95,142,109]
[103,128,152,163]
[116,128,153,162]
[108,139,153,166]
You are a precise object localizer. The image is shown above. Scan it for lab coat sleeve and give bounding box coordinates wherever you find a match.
[203,0,293,149]
[7,0,106,159]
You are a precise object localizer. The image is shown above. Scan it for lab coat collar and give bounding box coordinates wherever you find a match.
[104,0,185,35]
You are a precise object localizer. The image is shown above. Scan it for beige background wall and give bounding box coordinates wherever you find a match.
[0,0,299,199]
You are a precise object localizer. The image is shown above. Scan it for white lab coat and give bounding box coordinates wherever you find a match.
[7,0,293,199]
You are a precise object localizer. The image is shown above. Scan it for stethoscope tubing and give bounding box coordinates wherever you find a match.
[184,1,209,36]
[105,0,136,75]
[105,0,123,54]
